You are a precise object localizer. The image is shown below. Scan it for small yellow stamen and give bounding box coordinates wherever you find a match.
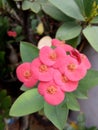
[24,70,32,79]
[70,121,78,130]
[47,86,57,95]
[39,64,48,72]
[61,75,69,83]
[49,52,57,61]
[67,63,76,71]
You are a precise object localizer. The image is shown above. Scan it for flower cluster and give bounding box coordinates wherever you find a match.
[16,39,91,106]
[7,30,17,37]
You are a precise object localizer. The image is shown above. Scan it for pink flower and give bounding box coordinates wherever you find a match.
[39,46,66,68]
[70,49,81,64]
[38,81,65,105]
[59,55,87,81]
[53,47,67,68]
[80,54,91,70]
[7,31,17,37]
[53,70,78,92]
[52,39,73,52]
[39,46,57,66]
[31,58,54,81]
[16,62,38,87]
[70,49,91,70]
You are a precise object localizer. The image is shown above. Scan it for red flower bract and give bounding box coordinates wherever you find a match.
[38,81,65,105]
[80,54,91,69]
[39,46,57,66]
[7,30,17,37]
[59,55,87,81]
[31,58,54,81]
[70,49,91,70]
[52,39,73,52]
[39,46,66,68]
[53,70,78,92]
[16,62,38,87]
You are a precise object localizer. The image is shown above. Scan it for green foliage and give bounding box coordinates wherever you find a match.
[20,41,39,62]
[10,88,44,117]
[56,21,82,40]
[91,16,98,23]
[49,0,85,21]
[74,69,98,99]
[42,2,73,22]
[44,102,69,130]
[46,0,98,51]
[0,89,11,116]
[83,0,94,17]
[0,89,12,130]
[77,112,85,130]
[22,0,41,13]
[20,84,32,91]
[74,0,85,16]
[0,0,6,8]
[14,0,98,51]
[83,26,98,52]
[0,116,5,130]
[65,93,80,111]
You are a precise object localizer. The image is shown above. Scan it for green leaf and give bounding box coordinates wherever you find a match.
[22,1,31,10]
[30,1,41,13]
[87,127,98,130]
[77,113,85,130]
[65,93,80,111]
[35,0,48,3]
[83,26,98,52]
[49,0,85,21]
[0,90,7,101]
[10,89,44,117]
[22,1,41,13]
[67,36,81,48]
[83,0,93,17]
[2,96,11,109]
[74,0,85,16]
[91,16,98,23]
[73,89,88,99]
[20,84,32,91]
[20,41,39,62]
[0,120,5,130]
[74,69,98,99]
[13,25,22,35]
[78,69,98,90]
[0,0,3,7]
[42,2,74,22]
[44,102,69,130]
[56,22,82,40]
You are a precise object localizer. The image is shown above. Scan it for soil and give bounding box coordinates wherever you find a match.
[8,114,58,130]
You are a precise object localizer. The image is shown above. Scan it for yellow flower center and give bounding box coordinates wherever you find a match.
[61,75,69,83]
[47,85,57,95]
[49,52,57,61]
[67,63,76,71]
[24,70,32,79]
[39,64,48,72]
